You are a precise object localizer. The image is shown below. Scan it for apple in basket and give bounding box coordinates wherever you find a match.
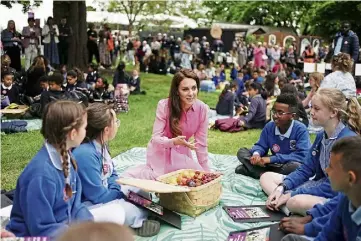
[173,170,221,187]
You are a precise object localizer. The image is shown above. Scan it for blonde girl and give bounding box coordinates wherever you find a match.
[302,72,324,107]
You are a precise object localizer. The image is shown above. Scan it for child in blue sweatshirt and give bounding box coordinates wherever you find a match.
[261,88,360,216]
[238,82,267,129]
[230,63,238,81]
[6,101,93,238]
[281,136,361,241]
[72,103,160,237]
[236,93,310,179]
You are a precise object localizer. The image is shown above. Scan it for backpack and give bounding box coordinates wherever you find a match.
[214,118,243,133]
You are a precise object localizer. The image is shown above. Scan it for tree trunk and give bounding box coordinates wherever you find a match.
[128,22,133,37]
[53,1,88,69]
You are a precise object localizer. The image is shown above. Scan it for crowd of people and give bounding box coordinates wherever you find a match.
[2,14,361,241]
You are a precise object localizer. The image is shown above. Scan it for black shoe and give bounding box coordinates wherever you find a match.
[133,220,160,237]
[235,165,250,176]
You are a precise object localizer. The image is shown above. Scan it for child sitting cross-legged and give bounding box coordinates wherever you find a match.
[260,88,361,216]
[281,136,361,241]
[235,93,311,179]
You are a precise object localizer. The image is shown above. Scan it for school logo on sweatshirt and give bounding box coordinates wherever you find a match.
[290,140,296,150]
[272,144,280,153]
[103,163,109,175]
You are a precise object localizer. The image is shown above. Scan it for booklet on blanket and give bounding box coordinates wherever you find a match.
[226,207,270,219]
[227,227,270,241]
[127,191,182,230]
[223,205,286,223]
[128,191,164,216]
[228,223,285,241]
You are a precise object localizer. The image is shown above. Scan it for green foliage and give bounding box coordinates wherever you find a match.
[1,0,41,13]
[246,34,257,44]
[202,1,361,40]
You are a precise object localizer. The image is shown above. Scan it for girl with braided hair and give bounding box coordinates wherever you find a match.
[6,101,93,238]
[73,103,160,237]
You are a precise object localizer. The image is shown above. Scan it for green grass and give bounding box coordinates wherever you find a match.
[1,72,313,190]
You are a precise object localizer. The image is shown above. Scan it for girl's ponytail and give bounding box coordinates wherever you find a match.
[346,97,361,134]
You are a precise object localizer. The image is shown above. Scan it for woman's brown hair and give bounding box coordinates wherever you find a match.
[7,20,16,32]
[56,222,134,241]
[309,72,324,91]
[331,52,353,73]
[314,88,361,134]
[168,69,200,137]
[31,55,46,72]
[41,100,86,198]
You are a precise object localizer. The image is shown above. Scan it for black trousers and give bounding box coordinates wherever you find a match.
[237,148,301,179]
[87,42,100,64]
[4,46,21,71]
[58,41,69,65]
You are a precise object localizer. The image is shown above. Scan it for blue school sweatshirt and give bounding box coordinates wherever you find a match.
[230,68,238,81]
[314,194,361,241]
[304,193,343,237]
[250,120,310,164]
[283,125,356,198]
[6,144,93,238]
[236,77,245,96]
[220,70,226,82]
[243,74,251,81]
[241,94,266,129]
[72,142,125,204]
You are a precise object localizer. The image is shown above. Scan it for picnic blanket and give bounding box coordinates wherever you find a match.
[113,147,269,241]
[0,148,269,240]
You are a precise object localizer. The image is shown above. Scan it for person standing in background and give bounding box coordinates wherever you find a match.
[58,17,73,66]
[1,20,22,71]
[22,16,40,70]
[87,23,99,64]
[237,41,247,68]
[333,21,360,63]
[42,17,59,67]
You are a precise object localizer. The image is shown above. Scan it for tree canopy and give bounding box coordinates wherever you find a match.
[202,1,361,41]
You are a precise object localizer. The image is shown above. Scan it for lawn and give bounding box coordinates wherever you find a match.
[1,72,263,190]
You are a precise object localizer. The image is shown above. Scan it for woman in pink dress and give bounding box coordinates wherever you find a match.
[253,42,266,68]
[123,69,210,180]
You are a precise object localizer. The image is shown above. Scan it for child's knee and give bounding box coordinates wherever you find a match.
[286,196,299,210]
[260,172,280,187]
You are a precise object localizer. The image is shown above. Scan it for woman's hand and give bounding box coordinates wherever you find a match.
[172,136,197,150]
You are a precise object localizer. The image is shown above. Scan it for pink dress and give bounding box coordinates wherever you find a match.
[122,99,210,180]
[254,47,265,68]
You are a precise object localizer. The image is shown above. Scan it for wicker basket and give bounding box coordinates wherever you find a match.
[156,169,222,217]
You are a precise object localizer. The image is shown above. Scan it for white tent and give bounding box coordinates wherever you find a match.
[86,11,199,29]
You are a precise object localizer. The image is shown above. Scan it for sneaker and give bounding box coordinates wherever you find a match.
[133,220,160,237]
